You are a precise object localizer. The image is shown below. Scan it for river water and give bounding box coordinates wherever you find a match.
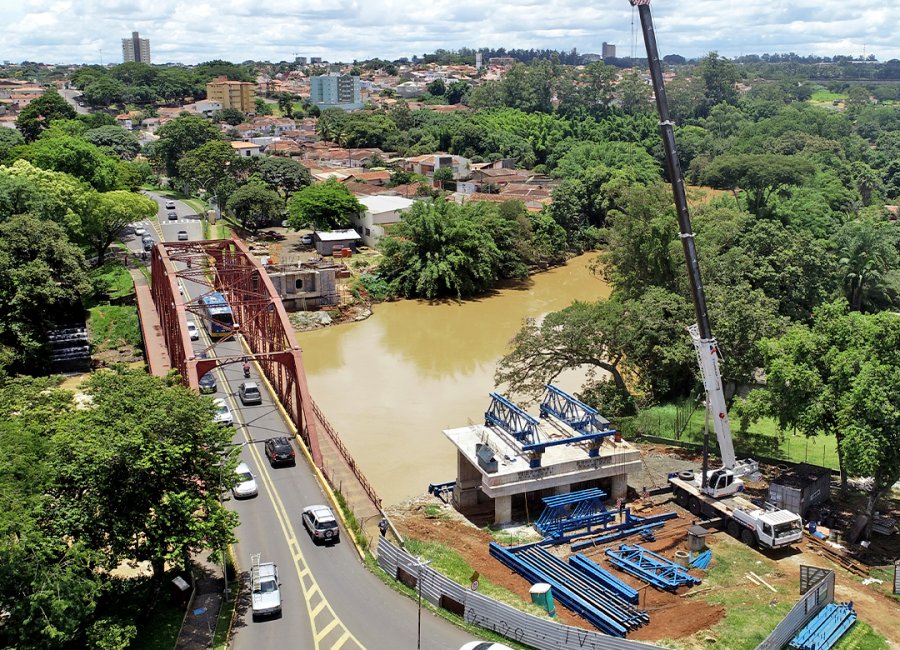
[297,254,611,506]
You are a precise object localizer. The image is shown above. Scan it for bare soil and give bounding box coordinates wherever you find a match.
[389,478,900,647]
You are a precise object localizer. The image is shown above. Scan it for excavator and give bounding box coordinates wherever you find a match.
[629,0,803,548]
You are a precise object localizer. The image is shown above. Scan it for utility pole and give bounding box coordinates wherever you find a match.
[412,558,432,649]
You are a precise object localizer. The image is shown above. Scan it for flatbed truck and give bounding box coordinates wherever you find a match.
[669,472,803,549]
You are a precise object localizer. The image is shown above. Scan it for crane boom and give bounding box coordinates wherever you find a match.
[630,0,761,479]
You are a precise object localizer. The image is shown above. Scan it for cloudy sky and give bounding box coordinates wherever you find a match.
[2,0,898,65]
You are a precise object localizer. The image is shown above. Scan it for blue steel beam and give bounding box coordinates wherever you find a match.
[605,544,701,591]
[540,384,612,434]
[484,392,541,444]
[521,429,617,454]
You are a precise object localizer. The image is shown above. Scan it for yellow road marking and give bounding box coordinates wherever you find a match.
[315,618,340,642]
[332,630,352,650]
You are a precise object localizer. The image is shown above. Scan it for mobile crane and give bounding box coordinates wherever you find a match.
[629,0,803,549]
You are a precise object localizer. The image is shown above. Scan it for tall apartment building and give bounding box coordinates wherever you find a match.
[602,42,616,59]
[205,76,255,113]
[309,74,362,110]
[122,31,151,64]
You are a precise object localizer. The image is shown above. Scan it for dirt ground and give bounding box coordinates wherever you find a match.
[389,482,900,647]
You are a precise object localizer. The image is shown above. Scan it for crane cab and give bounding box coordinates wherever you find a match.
[696,468,744,498]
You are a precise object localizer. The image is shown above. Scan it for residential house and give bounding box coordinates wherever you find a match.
[351,195,415,246]
[403,153,470,179]
[231,141,261,157]
[344,170,391,186]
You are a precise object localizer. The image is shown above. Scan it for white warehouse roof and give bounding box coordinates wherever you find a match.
[316,229,361,242]
[356,195,415,214]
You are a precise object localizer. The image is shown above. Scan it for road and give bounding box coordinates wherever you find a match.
[60,87,90,115]
[127,193,474,650]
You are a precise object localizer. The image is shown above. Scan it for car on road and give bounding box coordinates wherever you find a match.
[459,643,515,650]
[250,559,280,619]
[212,398,233,426]
[238,381,262,405]
[232,461,258,498]
[301,504,340,545]
[167,211,177,220]
[165,200,176,209]
[199,372,217,394]
[142,238,154,251]
[264,436,295,467]
[134,226,146,236]
[177,230,188,241]
[186,321,200,341]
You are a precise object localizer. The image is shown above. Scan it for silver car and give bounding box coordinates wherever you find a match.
[250,561,281,619]
[232,462,258,498]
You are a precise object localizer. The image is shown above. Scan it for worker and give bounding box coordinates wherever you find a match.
[378,518,388,538]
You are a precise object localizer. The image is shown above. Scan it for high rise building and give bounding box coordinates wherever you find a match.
[475,52,483,70]
[602,42,616,60]
[309,74,362,110]
[206,76,255,113]
[122,31,151,64]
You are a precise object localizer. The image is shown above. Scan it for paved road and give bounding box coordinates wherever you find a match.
[129,193,474,650]
[60,87,90,115]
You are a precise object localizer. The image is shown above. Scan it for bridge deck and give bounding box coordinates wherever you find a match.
[133,276,171,377]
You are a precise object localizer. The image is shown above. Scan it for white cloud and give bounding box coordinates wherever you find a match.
[1,0,898,64]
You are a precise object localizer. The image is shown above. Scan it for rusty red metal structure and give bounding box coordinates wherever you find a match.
[150,237,322,465]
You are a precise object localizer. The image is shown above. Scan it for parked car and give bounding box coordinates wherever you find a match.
[177,230,188,241]
[232,461,258,498]
[165,200,176,209]
[167,211,177,220]
[301,504,340,545]
[134,226,147,236]
[199,372,217,394]
[300,234,314,246]
[239,381,262,405]
[142,238,154,251]
[186,321,200,341]
[264,436,295,467]
[212,398,233,426]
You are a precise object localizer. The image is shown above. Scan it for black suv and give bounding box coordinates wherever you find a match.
[264,437,296,467]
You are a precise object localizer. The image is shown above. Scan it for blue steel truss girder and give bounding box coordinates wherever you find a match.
[535,488,613,539]
[605,544,701,591]
[540,384,612,434]
[569,554,640,605]
[484,392,541,444]
[789,602,856,650]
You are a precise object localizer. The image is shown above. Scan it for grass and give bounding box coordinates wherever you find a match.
[130,601,185,650]
[834,620,889,649]
[811,90,847,102]
[88,305,142,352]
[625,402,840,469]
[87,260,134,306]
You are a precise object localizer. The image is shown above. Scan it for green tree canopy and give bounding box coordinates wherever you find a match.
[83,190,157,264]
[225,181,284,232]
[25,134,121,192]
[0,159,93,235]
[254,155,312,198]
[15,88,76,142]
[700,153,816,217]
[83,125,142,160]
[0,128,24,163]
[286,179,363,231]
[152,114,222,178]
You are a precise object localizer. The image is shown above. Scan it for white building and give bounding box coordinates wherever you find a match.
[351,195,416,246]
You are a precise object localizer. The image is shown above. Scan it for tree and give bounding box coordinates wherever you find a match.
[276,93,295,118]
[834,216,900,312]
[82,77,128,108]
[254,156,312,198]
[213,107,246,126]
[376,200,503,299]
[701,153,816,218]
[286,179,363,231]
[426,79,446,97]
[27,134,121,192]
[739,302,900,531]
[83,191,157,264]
[176,140,238,192]
[254,97,273,116]
[83,125,141,160]
[446,81,470,105]
[697,52,740,116]
[53,367,239,581]
[0,159,93,235]
[15,88,76,141]
[0,128,24,163]
[152,115,222,178]
[0,214,90,372]
[225,181,284,231]
[618,70,653,115]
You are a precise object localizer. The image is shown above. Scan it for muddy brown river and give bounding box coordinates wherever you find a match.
[297,254,611,505]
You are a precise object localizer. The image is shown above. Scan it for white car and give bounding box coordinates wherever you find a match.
[165,199,176,209]
[186,321,199,341]
[212,398,233,426]
[134,226,147,236]
[232,462,258,498]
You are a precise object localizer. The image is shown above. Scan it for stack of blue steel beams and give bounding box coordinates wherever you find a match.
[605,544,701,591]
[789,602,856,650]
[489,542,648,637]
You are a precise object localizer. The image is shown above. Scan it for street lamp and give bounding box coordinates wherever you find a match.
[412,557,432,650]
[218,441,246,601]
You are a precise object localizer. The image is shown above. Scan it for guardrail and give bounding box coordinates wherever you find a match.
[310,398,382,509]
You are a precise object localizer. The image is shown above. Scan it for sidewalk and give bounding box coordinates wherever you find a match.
[175,551,225,650]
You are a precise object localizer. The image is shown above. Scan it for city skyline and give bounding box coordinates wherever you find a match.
[1,0,898,66]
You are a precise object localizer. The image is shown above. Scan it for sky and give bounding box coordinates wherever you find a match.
[2,0,899,66]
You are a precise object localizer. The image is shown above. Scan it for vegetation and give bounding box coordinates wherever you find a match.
[286,178,362,231]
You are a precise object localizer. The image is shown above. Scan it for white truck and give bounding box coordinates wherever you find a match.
[250,554,281,620]
[667,327,803,550]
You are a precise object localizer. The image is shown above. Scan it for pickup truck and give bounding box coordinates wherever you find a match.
[250,557,281,619]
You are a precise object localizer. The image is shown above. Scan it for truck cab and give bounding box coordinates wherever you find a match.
[694,468,743,498]
[731,502,803,549]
